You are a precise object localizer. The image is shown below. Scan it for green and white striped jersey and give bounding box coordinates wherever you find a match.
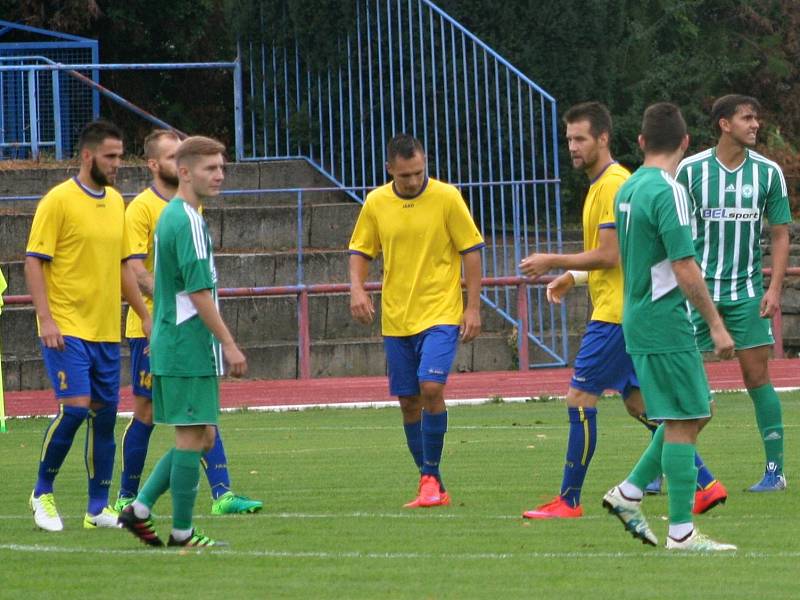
[676,148,791,303]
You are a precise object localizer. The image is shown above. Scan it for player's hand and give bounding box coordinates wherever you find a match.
[141,314,153,340]
[710,323,735,360]
[39,317,64,351]
[222,341,247,378]
[519,253,553,279]
[350,288,375,325]
[460,307,481,343]
[760,287,781,318]
[546,272,575,304]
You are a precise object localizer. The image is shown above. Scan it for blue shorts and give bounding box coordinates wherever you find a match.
[571,321,639,399]
[383,325,460,397]
[128,337,153,399]
[41,336,120,404]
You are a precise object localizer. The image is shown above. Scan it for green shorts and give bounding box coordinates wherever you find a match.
[631,351,711,420]
[692,297,773,351]
[152,375,220,426]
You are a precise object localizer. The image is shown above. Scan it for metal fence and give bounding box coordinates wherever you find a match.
[0,19,98,160]
[240,0,567,367]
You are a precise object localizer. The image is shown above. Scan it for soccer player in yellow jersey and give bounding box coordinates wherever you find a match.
[519,102,726,519]
[25,120,151,532]
[115,129,262,516]
[349,134,484,507]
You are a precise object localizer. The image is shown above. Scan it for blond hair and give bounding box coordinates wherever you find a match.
[175,136,226,166]
[143,129,181,159]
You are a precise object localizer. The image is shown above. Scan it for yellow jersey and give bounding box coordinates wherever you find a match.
[583,162,630,323]
[26,177,127,342]
[349,177,485,336]
[123,186,172,338]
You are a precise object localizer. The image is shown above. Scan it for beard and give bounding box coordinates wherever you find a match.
[160,170,179,187]
[90,158,112,187]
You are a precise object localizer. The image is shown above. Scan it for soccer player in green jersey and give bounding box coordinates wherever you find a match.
[603,103,737,551]
[676,95,791,491]
[519,102,726,519]
[118,136,247,548]
[115,129,262,516]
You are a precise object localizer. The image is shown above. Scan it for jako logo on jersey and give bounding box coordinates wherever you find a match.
[700,207,760,221]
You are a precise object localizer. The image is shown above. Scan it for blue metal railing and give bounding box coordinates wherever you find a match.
[239,0,567,367]
[2,178,567,367]
[0,58,242,160]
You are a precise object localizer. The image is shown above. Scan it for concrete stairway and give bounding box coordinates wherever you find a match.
[0,160,585,391]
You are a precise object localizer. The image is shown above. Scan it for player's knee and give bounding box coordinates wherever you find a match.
[742,368,769,389]
[133,396,153,424]
[399,395,423,420]
[202,425,217,453]
[565,387,598,408]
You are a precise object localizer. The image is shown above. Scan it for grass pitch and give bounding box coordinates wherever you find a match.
[0,391,797,599]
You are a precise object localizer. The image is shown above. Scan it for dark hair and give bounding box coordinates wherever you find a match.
[78,119,123,151]
[640,102,686,154]
[711,94,761,136]
[387,133,425,162]
[143,129,181,159]
[563,101,612,139]
[175,135,226,166]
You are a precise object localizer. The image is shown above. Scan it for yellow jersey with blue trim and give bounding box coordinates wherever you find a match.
[123,186,171,338]
[349,177,485,336]
[26,177,127,342]
[583,162,630,323]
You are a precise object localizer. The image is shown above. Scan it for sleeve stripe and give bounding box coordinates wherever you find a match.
[349,250,374,260]
[182,202,208,259]
[124,253,148,261]
[661,171,690,226]
[598,223,616,229]
[459,242,486,255]
[25,252,53,261]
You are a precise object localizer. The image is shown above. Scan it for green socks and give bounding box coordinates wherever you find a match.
[662,442,696,526]
[137,448,174,509]
[748,383,784,472]
[170,449,202,530]
[627,424,665,491]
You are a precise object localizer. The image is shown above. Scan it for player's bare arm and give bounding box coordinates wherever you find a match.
[519,227,619,278]
[349,253,375,325]
[121,261,152,339]
[127,257,154,298]
[188,289,247,377]
[672,257,734,360]
[24,255,63,350]
[761,223,790,318]
[460,250,482,342]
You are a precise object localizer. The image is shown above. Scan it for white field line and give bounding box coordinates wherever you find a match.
[9,386,798,419]
[1,542,797,560]
[0,511,780,523]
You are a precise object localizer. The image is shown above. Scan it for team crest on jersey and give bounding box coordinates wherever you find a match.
[741,184,754,199]
[700,207,760,221]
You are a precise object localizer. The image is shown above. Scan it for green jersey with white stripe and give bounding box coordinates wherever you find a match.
[676,148,791,303]
[150,198,223,376]
[615,167,698,354]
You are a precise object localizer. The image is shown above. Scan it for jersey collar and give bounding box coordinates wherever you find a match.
[150,184,172,202]
[712,147,749,174]
[588,161,617,185]
[72,176,106,199]
[392,176,429,200]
